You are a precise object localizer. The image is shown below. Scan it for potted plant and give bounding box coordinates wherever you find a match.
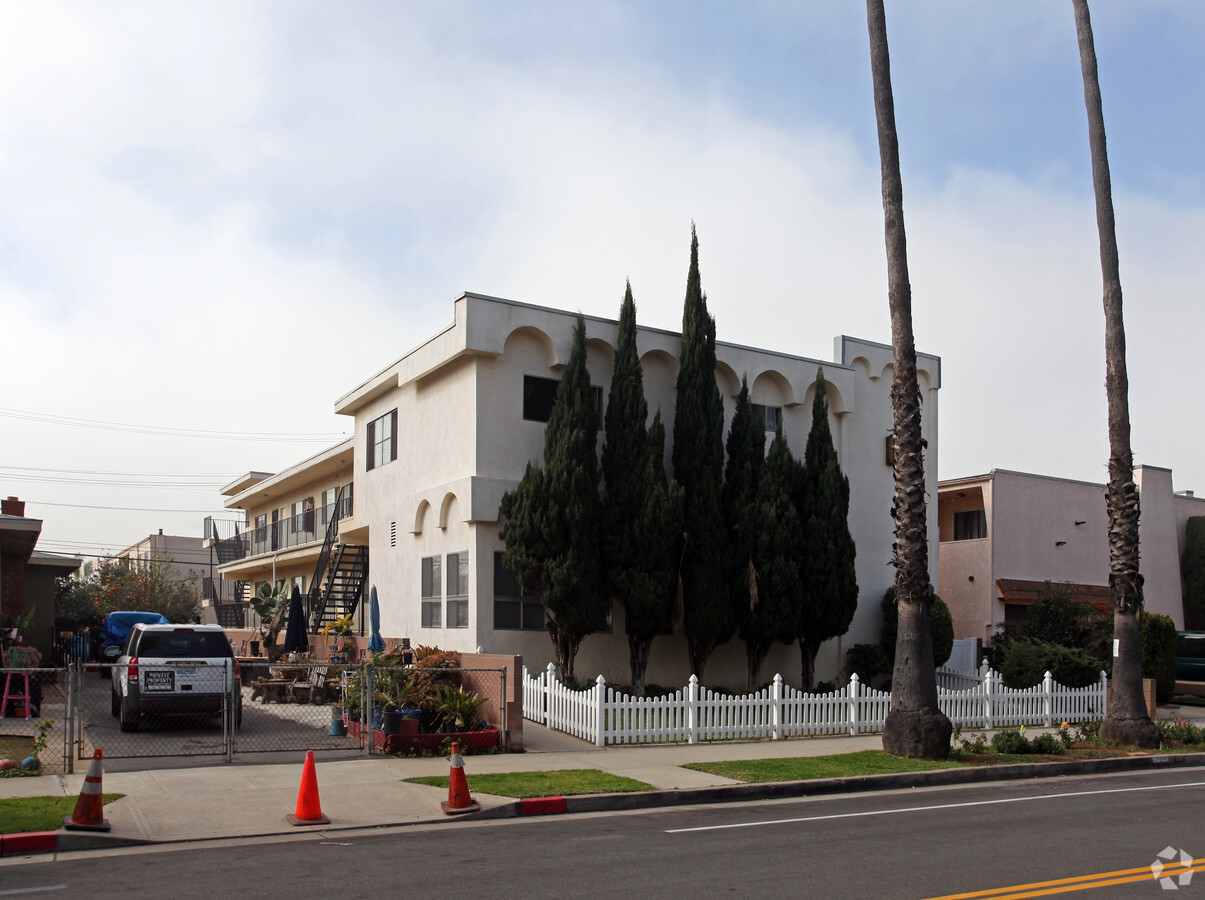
[319,613,356,661]
[433,685,486,734]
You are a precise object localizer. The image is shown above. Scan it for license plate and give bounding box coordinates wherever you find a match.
[144,670,175,692]
[175,667,196,675]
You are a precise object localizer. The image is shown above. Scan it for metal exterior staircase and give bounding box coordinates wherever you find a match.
[310,543,369,632]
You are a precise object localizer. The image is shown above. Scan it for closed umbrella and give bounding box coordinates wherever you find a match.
[367,584,385,654]
[283,586,309,655]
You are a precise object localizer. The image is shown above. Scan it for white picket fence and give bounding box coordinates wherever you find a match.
[522,662,1108,747]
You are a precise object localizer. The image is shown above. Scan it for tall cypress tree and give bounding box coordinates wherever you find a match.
[797,369,859,689]
[739,429,803,690]
[604,283,682,694]
[672,224,732,681]
[499,313,605,678]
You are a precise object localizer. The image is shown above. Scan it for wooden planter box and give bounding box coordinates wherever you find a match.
[345,720,501,755]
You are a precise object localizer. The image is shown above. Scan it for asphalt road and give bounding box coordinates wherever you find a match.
[3,768,1203,898]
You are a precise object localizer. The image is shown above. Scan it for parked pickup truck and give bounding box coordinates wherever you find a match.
[111,623,241,732]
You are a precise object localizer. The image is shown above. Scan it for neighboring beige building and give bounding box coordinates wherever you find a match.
[1,496,82,659]
[98,531,212,614]
[215,292,942,689]
[937,466,1201,644]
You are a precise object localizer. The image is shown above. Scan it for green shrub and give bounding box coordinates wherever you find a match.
[991,730,1031,754]
[999,638,1100,689]
[1030,732,1065,755]
[845,643,891,682]
[880,588,954,667]
[1140,612,1177,704]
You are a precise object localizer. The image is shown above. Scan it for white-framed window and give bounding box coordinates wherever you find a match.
[751,403,782,433]
[421,555,442,627]
[367,410,398,471]
[319,487,336,526]
[493,552,544,630]
[446,551,469,628]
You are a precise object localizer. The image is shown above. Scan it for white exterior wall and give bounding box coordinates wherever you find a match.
[334,293,940,691]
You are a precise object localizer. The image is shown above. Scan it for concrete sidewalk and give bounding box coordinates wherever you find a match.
[4,702,1205,852]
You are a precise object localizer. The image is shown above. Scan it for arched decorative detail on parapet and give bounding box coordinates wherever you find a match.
[412,499,430,535]
[751,369,795,407]
[438,492,459,530]
[503,325,559,370]
[714,360,741,399]
[880,362,895,383]
[804,376,847,415]
[639,348,679,381]
[850,356,875,380]
[586,336,616,367]
[917,367,934,395]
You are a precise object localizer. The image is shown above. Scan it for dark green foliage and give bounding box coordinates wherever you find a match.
[991,729,1031,755]
[603,282,682,695]
[1183,517,1205,629]
[881,589,953,668]
[985,582,1113,674]
[1140,612,1177,704]
[1030,732,1066,755]
[672,225,732,679]
[722,376,765,542]
[999,638,1101,689]
[846,643,891,682]
[738,430,803,689]
[929,598,954,668]
[797,370,858,688]
[499,314,606,678]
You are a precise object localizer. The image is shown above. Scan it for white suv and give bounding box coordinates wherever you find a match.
[110,624,241,732]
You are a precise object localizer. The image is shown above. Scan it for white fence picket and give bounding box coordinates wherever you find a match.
[522,665,1108,747]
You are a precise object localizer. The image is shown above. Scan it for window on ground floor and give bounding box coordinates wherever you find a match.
[446,550,469,628]
[493,552,545,630]
[421,555,442,627]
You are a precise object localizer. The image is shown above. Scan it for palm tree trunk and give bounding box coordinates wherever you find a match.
[1072,0,1158,748]
[866,0,951,759]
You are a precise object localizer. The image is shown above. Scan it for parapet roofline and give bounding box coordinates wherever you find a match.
[334,291,910,416]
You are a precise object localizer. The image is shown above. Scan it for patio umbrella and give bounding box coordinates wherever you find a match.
[367,584,385,654]
[283,585,309,655]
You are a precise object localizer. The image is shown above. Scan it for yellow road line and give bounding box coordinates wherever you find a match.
[925,861,1202,899]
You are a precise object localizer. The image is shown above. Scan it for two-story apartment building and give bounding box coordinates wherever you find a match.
[215,292,941,689]
[937,466,1200,644]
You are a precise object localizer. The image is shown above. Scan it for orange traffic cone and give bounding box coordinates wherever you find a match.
[64,748,111,832]
[287,750,330,826]
[441,742,480,815]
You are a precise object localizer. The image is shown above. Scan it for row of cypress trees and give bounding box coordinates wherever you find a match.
[501,227,858,692]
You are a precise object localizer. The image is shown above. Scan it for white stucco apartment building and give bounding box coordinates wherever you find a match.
[937,466,1201,644]
[216,292,941,690]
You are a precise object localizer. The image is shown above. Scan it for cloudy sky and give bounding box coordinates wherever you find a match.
[1,1,1201,559]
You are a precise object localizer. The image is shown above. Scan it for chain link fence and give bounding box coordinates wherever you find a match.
[1,661,508,772]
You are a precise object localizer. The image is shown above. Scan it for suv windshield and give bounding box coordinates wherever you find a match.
[136,631,232,658]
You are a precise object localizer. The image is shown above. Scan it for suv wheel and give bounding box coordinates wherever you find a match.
[119,695,139,732]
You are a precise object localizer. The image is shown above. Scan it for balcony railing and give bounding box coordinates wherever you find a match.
[214,483,353,565]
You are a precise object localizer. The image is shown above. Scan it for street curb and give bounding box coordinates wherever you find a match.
[464,750,1205,820]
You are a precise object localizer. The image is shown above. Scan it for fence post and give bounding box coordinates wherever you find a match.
[984,667,994,730]
[687,675,699,745]
[546,662,557,727]
[1042,670,1053,727]
[771,674,783,741]
[1098,669,1108,718]
[66,662,76,774]
[849,672,860,736]
[595,674,606,748]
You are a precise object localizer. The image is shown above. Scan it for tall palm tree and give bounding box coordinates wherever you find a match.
[1072,0,1158,748]
[866,0,951,759]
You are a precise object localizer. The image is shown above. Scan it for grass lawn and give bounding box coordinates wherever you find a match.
[403,769,653,798]
[682,749,964,783]
[0,795,124,835]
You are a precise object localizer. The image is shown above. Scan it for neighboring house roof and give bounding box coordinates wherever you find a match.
[28,549,83,575]
[0,512,42,560]
[996,578,1111,606]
